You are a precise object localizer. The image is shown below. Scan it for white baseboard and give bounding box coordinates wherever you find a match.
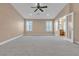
[64,37,73,43]
[75,41,79,44]
[0,34,23,46]
[57,36,73,43]
[65,38,73,43]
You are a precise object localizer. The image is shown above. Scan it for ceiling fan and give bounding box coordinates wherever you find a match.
[31,3,48,12]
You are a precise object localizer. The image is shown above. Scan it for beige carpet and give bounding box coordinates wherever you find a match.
[0,36,79,56]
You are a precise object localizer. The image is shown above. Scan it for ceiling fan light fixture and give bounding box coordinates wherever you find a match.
[31,3,48,12]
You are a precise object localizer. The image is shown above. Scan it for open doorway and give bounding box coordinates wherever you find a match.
[66,12,74,42]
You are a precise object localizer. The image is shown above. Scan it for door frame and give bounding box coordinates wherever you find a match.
[65,12,74,42]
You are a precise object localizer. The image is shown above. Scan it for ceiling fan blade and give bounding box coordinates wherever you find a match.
[39,8,43,12]
[40,6,47,8]
[34,9,38,12]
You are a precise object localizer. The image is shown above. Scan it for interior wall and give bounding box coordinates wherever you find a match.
[55,4,71,19]
[54,3,73,39]
[24,19,54,36]
[54,4,70,37]
[72,4,79,42]
[55,3,79,43]
[0,3,24,42]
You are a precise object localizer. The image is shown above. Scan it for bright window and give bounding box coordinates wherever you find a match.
[46,21,52,32]
[55,21,58,31]
[26,21,32,32]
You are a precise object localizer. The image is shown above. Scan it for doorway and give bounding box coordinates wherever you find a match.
[66,12,74,42]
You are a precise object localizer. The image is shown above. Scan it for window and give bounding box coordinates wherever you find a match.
[46,21,52,32]
[55,21,58,31]
[26,21,32,32]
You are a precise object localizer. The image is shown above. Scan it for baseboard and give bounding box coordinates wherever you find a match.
[0,34,23,46]
[75,41,79,44]
[24,34,54,36]
[66,38,73,43]
[57,36,73,43]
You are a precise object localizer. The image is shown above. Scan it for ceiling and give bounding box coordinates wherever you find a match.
[11,3,67,19]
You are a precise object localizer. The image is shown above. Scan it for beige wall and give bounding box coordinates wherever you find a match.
[0,3,24,42]
[55,3,79,43]
[72,4,79,42]
[54,4,71,37]
[55,4,72,19]
[24,19,54,36]
[55,3,74,39]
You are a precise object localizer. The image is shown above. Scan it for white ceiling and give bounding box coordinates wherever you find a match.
[11,3,67,19]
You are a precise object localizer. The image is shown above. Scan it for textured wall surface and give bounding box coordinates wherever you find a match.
[0,3,24,42]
